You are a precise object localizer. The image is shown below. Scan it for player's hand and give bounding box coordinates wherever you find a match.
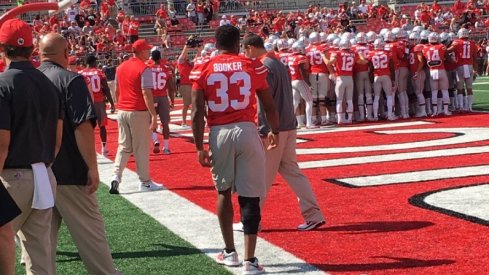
[170,102,175,109]
[110,105,115,114]
[86,168,100,194]
[267,132,279,150]
[197,150,211,167]
[329,73,336,82]
[412,72,418,79]
[150,115,158,131]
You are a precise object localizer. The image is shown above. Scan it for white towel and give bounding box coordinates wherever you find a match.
[430,70,439,80]
[463,65,471,79]
[31,163,54,210]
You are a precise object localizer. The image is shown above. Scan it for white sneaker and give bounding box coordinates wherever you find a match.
[243,258,265,275]
[216,250,241,267]
[444,111,452,116]
[387,115,398,121]
[139,181,164,191]
[163,148,171,155]
[181,123,191,129]
[102,146,109,156]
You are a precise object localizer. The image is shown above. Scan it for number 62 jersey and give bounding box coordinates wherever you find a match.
[190,53,269,127]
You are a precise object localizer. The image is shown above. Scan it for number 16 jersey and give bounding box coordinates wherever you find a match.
[190,53,269,127]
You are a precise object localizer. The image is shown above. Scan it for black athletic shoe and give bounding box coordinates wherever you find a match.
[109,175,120,194]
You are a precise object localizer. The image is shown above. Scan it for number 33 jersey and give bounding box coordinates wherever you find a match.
[190,53,269,127]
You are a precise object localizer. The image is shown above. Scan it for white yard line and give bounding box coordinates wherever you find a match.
[97,155,328,275]
[335,165,489,187]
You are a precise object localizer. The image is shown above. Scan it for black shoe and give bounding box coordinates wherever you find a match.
[153,142,160,154]
[109,177,120,194]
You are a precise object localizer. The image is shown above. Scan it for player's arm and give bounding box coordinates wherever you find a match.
[141,68,158,131]
[416,52,425,74]
[325,54,336,66]
[167,76,176,107]
[357,53,368,64]
[321,52,330,65]
[0,130,9,175]
[101,78,115,112]
[389,58,396,82]
[472,44,479,73]
[299,63,310,85]
[368,60,374,83]
[191,88,211,166]
[256,88,279,150]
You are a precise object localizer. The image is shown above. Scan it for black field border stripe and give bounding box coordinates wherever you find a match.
[409,182,489,227]
[324,164,489,188]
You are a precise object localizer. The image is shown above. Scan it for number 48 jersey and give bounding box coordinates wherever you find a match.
[190,53,269,127]
[78,67,107,103]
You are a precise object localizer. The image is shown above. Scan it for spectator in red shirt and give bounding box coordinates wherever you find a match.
[128,16,140,43]
[156,4,168,19]
[431,0,441,14]
[116,8,125,23]
[420,9,431,25]
[100,1,110,20]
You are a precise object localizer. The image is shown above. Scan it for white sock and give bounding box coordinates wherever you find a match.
[467,95,473,111]
[437,98,442,114]
[373,96,380,118]
[402,91,409,116]
[321,115,328,123]
[457,94,464,109]
[152,132,159,143]
[398,93,405,116]
[426,98,432,114]
[163,139,169,149]
[296,115,305,126]
[305,100,313,126]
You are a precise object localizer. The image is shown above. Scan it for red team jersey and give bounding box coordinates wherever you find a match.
[384,42,403,69]
[79,67,107,103]
[190,53,269,126]
[353,44,370,72]
[0,60,5,73]
[422,44,447,70]
[368,50,392,77]
[445,51,458,71]
[331,50,358,76]
[397,40,409,68]
[409,44,425,73]
[146,59,172,97]
[288,53,309,81]
[451,39,477,66]
[306,44,328,73]
[277,51,291,67]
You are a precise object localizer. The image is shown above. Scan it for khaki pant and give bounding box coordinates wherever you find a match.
[51,185,118,275]
[179,84,192,107]
[114,110,152,183]
[108,80,116,103]
[1,168,57,275]
[262,130,324,223]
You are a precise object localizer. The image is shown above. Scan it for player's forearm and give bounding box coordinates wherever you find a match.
[142,89,157,117]
[74,121,98,171]
[168,78,176,103]
[0,130,10,175]
[191,98,205,151]
[55,120,63,158]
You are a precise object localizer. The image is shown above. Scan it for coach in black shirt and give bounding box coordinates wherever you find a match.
[37,33,120,274]
[0,19,63,275]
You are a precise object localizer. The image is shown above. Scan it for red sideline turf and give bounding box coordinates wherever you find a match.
[97,102,489,274]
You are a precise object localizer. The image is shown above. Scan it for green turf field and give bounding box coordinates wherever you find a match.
[15,184,230,275]
[473,76,489,111]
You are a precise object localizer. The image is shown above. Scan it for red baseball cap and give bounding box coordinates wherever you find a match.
[132,39,152,52]
[0,19,33,47]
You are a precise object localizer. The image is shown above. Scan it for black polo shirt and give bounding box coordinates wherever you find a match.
[0,181,21,226]
[38,61,97,186]
[0,61,62,168]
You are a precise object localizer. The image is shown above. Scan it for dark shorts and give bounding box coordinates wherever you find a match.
[154,96,170,124]
[0,181,21,226]
[94,102,107,127]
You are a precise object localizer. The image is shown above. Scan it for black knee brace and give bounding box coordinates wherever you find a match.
[313,99,320,108]
[238,196,261,235]
[319,99,327,107]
